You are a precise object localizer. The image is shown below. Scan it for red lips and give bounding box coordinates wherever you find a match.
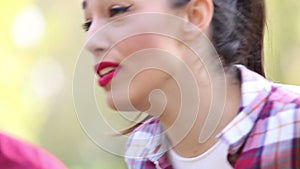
[94,61,119,87]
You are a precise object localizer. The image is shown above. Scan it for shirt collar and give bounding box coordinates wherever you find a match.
[125,118,169,162]
[217,65,272,154]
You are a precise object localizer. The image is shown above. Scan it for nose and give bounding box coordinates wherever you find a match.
[85,21,111,59]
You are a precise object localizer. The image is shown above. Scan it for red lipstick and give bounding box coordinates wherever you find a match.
[94,61,119,87]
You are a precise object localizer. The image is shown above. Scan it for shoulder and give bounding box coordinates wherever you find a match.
[252,83,300,145]
[235,83,300,168]
[267,83,300,109]
[272,82,300,96]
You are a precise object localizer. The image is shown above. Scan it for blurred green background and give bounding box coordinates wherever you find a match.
[0,0,299,169]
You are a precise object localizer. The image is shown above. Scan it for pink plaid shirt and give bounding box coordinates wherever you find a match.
[125,65,300,169]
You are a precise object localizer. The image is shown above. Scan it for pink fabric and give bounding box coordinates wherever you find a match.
[0,132,67,169]
[125,65,300,169]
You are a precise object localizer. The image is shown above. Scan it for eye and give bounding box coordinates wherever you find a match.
[82,20,92,32]
[109,4,133,17]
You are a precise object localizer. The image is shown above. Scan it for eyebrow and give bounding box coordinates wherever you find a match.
[82,1,87,9]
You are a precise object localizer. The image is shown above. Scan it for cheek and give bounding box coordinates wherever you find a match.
[108,36,184,112]
[107,69,171,112]
[105,92,117,110]
[117,34,180,57]
[128,69,170,111]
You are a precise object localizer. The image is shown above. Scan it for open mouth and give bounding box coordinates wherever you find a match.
[94,61,119,87]
[99,67,116,77]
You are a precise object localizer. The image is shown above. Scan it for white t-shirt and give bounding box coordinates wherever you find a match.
[168,141,233,169]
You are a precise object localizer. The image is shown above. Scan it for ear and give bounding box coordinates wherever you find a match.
[184,0,214,32]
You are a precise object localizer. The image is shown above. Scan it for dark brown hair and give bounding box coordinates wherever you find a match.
[120,0,266,134]
[213,0,265,76]
[174,0,266,76]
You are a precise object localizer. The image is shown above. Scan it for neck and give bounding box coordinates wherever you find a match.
[157,66,241,158]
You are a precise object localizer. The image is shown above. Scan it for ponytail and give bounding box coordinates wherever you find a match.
[241,0,265,76]
[211,0,266,76]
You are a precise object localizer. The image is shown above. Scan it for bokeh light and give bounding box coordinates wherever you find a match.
[30,57,65,98]
[11,4,45,48]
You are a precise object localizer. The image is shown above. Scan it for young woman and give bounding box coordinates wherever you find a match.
[82,0,300,168]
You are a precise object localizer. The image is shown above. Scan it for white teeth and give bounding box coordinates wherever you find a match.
[100,67,115,76]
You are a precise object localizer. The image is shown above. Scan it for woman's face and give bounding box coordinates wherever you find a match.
[83,0,196,112]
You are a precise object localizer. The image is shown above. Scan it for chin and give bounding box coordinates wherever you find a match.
[105,90,150,112]
[105,92,118,110]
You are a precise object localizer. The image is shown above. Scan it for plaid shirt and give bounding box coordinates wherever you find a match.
[125,65,300,169]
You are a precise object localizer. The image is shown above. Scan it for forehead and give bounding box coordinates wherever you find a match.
[82,0,131,9]
[82,0,175,10]
[80,0,181,19]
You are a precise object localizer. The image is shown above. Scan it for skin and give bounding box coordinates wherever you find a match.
[83,0,241,158]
